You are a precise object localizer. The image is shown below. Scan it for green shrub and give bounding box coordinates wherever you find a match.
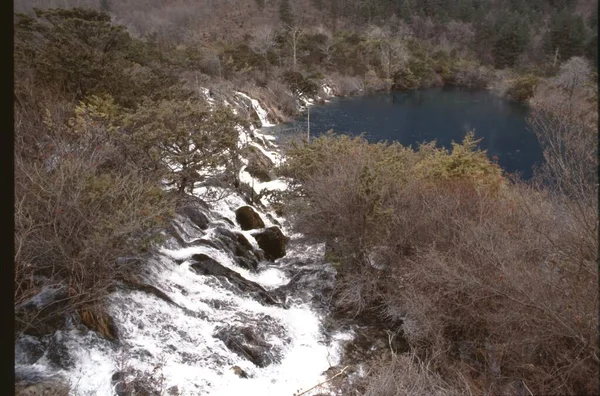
[282,70,319,96]
[506,74,541,101]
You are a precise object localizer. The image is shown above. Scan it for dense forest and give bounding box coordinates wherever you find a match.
[14,0,598,108]
[14,0,598,395]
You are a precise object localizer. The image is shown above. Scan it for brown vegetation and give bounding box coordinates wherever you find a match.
[13,8,244,339]
[279,62,598,394]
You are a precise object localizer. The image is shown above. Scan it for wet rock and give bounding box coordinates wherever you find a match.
[219,217,236,227]
[112,371,126,396]
[15,335,45,365]
[45,332,72,369]
[15,366,57,385]
[236,256,259,271]
[235,206,265,230]
[178,205,210,230]
[231,366,250,378]
[211,228,260,271]
[214,227,240,252]
[215,321,286,367]
[16,284,68,313]
[244,146,275,182]
[15,379,69,396]
[189,254,282,306]
[190,253,222,270]
[235,234,259,270]
[189,238,221,250]
[253,226,290,260]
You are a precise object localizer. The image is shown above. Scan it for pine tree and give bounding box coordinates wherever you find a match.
[544,11,587,61]
[279,0,294,26]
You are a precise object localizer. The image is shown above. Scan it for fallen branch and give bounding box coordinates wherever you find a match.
[293,366,349,396]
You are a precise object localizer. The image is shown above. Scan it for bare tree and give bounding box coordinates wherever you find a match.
[249,25,276,77]
[527,56,597,262]
[286,26,303,69]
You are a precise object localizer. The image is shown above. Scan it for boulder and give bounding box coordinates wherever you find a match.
[231,366,250,379]
[45,331,73,369]
[210,228,260,271]
[189,254,281,306]
[15,379,69,396]
[16,284,68,313]
[244,146,275,182]
[235,234,259,271]
[215,318,288,367]
[235,206,265,230]
[178,205,210,230]
[253,227,289,260]
[15,335,45,365]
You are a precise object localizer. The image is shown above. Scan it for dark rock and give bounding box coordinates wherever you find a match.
[14,366,58,385]
[189,254,282,306]
[211,228,260,271]
[235,234,259,270]
[190,253,222,270]
[112,371,127,396]
[121,281,206,320]
[16,284,68,313]
[45,331,72,369]
[15,335,45,365]
[235,206,265,230]
[237,233,253,251]
[178,206,210,230]
[231,366,250,378]
[253,227,289,260]
[265,213,282,227]
[15,379,69,396]
[189,238,224,251]
[220,217,236,227]
[236,256,258,271]
[165,224,186,248]
[244,146,275,182]
[215,324,284,367]
[214,227,239,252]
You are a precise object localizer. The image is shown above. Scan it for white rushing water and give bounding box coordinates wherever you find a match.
[16,86,353,396]
[235,92,276,127]
[22,189,351,396]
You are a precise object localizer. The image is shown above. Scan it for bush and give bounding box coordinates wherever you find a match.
[282,132,598,395]
[282,70,319,97]
[506,74,541,101]
[14,131,175,335]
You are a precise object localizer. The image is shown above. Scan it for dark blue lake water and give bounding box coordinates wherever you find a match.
[266,87,544,179]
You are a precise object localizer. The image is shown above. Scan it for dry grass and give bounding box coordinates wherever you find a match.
[80,304,118,340]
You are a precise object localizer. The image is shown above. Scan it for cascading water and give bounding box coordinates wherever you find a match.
[15,90,355,396]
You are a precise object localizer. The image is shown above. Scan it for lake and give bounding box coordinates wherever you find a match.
[265,87,544,179]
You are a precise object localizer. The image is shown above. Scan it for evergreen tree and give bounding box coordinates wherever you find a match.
[491,14,529,68]
[544,11,587,61]
[279,0,294,26]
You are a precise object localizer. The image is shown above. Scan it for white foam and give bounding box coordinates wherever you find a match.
[235,92,276,127]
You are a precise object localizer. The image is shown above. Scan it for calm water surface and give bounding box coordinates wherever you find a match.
[266,87,544,179]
